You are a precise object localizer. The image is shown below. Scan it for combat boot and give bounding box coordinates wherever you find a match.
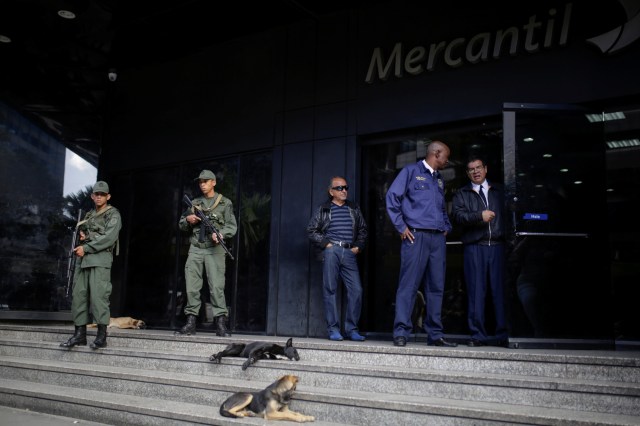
[90,324,108,349]
[60,325,87,348]
[175,314,197,336]
[215,315,232,337]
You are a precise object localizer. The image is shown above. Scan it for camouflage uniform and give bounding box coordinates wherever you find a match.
[179,193,237,319]
[72,192,121,325]
[62,180,121,350]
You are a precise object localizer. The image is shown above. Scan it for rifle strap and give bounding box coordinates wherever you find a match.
[76,205,113,228]
[194,193,223,214]
[75,205,119,256]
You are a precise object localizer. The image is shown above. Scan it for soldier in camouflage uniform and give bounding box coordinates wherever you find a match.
[61,181,122,349]
[175,170,237,336]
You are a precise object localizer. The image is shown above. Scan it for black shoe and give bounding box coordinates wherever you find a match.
[495,339,510,348]
[60,325,87,348]
[467,339,485,347]
[175,314,197,336]
[429,338,458,347]
[393,336,407,347]
[214,315,232,337]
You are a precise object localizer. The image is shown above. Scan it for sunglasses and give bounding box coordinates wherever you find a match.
[331,185,349,191]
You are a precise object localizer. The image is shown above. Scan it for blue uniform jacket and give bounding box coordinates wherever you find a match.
[386,161,452,234]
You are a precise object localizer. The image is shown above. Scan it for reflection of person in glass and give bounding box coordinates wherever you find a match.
[386,141,456,347]
[452,157,508,347]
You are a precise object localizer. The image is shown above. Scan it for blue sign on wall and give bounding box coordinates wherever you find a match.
[523,213,548,220]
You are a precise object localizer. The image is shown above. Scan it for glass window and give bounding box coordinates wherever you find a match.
[0,103,96,316]
[114,151,271,333]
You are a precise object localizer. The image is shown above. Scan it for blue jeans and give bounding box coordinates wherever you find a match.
[322,245,363,335]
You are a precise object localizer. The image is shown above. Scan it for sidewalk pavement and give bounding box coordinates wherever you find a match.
[0,405,109,426]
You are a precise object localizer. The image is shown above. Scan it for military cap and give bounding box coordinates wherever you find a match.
[92,181,109,193]
[195,170,216,181]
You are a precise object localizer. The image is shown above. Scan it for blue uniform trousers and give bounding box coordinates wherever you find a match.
[322,245,363,335]
[464,243,507,342]
[393,231,446,342]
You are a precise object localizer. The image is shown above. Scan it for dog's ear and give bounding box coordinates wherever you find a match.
[286,338,293,347]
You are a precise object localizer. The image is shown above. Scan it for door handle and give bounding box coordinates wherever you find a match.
[515,232,589,238]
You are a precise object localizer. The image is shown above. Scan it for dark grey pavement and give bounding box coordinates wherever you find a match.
[0,405,109,426]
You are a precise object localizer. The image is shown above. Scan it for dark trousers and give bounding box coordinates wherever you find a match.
[393,231,446,342]
[464,243,508,342]
[322,245,363,335]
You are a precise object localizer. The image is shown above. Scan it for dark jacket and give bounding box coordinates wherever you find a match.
[307,199,368,259]
[452,182,504,245]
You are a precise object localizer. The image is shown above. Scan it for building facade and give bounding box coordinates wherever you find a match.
[3,1,639,346]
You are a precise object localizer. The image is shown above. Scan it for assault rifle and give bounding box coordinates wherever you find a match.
[183,195,234,260]
[65,209,83,298]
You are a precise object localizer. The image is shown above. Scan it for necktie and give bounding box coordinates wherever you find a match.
[478,185,488,206]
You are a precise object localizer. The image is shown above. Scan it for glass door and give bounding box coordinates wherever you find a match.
[503,103,612,341]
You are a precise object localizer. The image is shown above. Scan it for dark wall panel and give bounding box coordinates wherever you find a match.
[284,21,317,111]
[308,137,347,337]
[104,29,287,172]
[276,142,313,336]
[316,15,349,105]
[314,102,348,140]
[283,107,314,144]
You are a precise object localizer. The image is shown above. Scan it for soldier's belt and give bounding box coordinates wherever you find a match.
[192,241,215,249]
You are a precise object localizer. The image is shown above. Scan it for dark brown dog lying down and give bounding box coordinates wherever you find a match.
[88,317,146,329]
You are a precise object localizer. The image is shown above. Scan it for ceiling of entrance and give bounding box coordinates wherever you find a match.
[0,0,378,166]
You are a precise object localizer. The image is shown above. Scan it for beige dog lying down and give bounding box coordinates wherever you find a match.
[88,317,146,329]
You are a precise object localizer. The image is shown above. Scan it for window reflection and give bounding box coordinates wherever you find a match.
[0,102,96,315]
[117,152,271,333]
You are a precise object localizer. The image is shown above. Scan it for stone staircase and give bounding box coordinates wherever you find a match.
[0,324,640,425]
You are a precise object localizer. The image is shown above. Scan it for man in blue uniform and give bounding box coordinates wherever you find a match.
[452,156,508,347]
[386,141,457,347]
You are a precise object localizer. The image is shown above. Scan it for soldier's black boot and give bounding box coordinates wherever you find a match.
[60,325,87,348]
[175,314,197,336]
[90,324,108,349]
[215,315,231,337]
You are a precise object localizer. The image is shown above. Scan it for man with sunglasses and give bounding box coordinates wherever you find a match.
[61,181,122,350]
[452,156,508,348]
[307,176,368,341]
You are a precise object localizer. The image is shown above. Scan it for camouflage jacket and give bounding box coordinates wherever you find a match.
[179,194,237,248]
[77,205,122,268]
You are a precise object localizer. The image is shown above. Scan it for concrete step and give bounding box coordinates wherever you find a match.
[0,378,344,426]
[3,325,640,383]
[2,372,640,426]
[1,324,640,425]
[1,338,640,418]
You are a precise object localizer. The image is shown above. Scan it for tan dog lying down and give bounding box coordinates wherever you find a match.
[88,317,146,329]
[220,375,314,422]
